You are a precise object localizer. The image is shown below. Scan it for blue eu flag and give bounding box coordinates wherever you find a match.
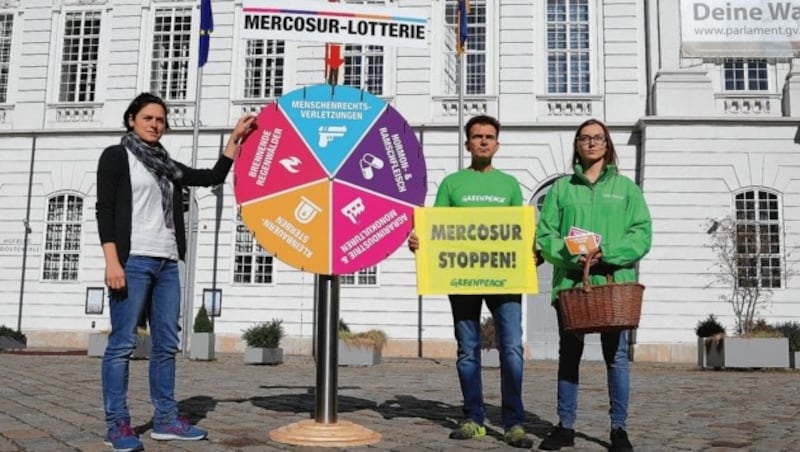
[457,0,469,56]
[199,0,213,67]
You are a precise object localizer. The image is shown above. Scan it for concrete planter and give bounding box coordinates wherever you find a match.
[190,333,215,361]
[481,349,500,368]
[791,351,800,369]
[131,335,151,360]
[697,337,705,368]
[88,333,150,359]
[0,336,27,350]
[338,341,381,366]
[87,332,109,357]
[703,336,790,369]
[244,347,283,365]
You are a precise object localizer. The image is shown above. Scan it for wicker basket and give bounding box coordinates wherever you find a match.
[558,251,644,334]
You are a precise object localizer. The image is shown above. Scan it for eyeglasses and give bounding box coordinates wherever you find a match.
[577,135,607,145]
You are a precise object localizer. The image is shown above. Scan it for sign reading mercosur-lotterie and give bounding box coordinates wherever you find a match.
[241,0,428,48]
[234,85,426,276]
[680,0,800,57]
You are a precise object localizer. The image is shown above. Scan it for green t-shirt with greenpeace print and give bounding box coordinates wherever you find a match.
[434,168,523,208]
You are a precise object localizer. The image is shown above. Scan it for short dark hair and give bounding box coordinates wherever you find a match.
[465,114,500,140]
[123,92,170,131]
[571,118,617,169]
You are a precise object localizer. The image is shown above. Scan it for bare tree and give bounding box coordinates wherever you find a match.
[706,216,782,336]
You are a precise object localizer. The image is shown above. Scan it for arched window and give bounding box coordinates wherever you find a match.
[43,193,83,281]
[734,189,782,288]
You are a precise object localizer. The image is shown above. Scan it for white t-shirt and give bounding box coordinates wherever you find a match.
[127,148,179,260]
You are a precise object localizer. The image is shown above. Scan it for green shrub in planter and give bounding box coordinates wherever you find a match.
[0,324,27,350]
[193,305,213,333]
[338,319,387,352]
[242,318,284,349]
[695,314,726,337]
[775,321,800,352]
[0,325,26,342]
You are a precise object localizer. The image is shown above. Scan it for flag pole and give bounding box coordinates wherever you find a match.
[457,54,464,170]
[456,1,469,170]
[182,0,213,357]
[182,68,202,357]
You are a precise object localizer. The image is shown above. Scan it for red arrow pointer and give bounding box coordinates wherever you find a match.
[325,43,344,70]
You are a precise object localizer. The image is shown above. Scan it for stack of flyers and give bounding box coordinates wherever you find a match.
[564,226,602,255]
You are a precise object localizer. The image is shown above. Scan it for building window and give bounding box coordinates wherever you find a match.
[443,0,487,95]
[340,266,378,286]
[43,194,83,281]
[340,1,385,95]
[233,216,273,284]
[0,13,13,103]
[724,59,768,91]
[547,0,590,94]
[59,11,100,103]
[151,7,192,101]
[244,39,285,99]
[343,43,384,95]
[735,190,781,288]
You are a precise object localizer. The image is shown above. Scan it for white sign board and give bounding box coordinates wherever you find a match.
[680,0,800,57]
[242,0,429,48]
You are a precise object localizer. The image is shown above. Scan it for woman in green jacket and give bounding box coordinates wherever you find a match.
[536,119,652,452]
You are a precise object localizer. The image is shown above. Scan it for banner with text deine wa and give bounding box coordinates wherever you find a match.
[414,207,538,295]
[680,0,800,57]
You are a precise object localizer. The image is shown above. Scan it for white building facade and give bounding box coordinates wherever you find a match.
[0,0,798,362]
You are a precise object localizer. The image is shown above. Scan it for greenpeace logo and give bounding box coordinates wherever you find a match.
[450,278,508,288]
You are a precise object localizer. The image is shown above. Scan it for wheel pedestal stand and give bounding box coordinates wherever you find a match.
[270,419,381,447]
[269,275,381,448]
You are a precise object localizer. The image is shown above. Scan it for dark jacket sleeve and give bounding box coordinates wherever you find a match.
[176,155,234,187]
[96,145,123,245]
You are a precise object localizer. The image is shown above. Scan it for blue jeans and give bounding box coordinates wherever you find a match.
[555,305,630,430]
[449,294,525,429]
[102,256,181,428]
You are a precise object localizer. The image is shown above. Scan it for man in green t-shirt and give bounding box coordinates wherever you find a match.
[408,115,532,448]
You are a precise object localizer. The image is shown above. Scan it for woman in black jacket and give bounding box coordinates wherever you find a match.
[96,92,254,451]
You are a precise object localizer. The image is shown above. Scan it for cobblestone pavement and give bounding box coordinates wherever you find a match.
[0,352,798,451]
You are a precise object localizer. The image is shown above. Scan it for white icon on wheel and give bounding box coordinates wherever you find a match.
[295,196,322,224]
[341,197,365,224]
[359,153,384,180]
[318,125,347,148]
[279,156,302,174]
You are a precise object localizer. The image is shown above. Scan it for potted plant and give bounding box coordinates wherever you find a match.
[242,318,284,365]
[695,314,726,368]
[775,321,800,369]
[338,319,387,366]
[190,305,215,361]
[480,317,500,368]
[705,217,791,368]
[0,325,27,351]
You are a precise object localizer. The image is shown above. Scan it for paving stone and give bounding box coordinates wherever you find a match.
[1,354,798,450]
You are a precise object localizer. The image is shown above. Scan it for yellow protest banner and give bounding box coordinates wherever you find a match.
[414,206,538,295]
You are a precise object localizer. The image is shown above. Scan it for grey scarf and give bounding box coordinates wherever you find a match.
[121,132,182,228]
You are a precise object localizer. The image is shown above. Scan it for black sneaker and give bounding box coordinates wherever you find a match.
[610,428,634,452]
[539,424,575,450]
